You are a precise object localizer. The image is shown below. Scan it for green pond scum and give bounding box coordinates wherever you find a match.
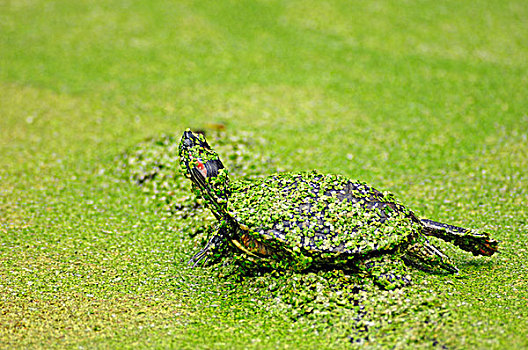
[2,0,528,348]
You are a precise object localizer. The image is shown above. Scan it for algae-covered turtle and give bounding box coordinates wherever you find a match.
[179,130,499,289]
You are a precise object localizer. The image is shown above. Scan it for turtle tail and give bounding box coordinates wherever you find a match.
[420,219,499,257]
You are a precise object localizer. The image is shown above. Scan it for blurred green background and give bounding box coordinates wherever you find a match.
[1,0,527,348]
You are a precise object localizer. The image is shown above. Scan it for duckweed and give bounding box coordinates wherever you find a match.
[2,0,528,348]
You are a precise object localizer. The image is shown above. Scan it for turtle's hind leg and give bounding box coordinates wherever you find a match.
[420,219,499,256]
[403,237,458,274]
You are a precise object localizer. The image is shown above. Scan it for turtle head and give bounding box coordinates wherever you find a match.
[179,130,230,216]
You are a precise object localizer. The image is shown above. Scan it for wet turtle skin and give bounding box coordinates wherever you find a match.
[179,130,499,289]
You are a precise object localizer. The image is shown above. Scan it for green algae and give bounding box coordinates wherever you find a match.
[1,0,528,348]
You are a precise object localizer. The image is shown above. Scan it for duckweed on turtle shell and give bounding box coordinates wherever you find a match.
[228,172,416,268]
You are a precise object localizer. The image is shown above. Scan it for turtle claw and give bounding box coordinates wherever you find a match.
[188,249,210,268]
[188,233,227,268]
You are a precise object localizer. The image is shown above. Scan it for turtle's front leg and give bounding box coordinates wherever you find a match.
[189,226,229,267]
[358,255,411,290]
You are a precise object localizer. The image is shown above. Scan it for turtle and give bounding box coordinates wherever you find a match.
[178,130,499,289]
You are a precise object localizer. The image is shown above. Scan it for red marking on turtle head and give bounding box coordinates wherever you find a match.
[196,160,207,178]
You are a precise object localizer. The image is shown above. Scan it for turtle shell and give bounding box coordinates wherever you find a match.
[228,171,420,260]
